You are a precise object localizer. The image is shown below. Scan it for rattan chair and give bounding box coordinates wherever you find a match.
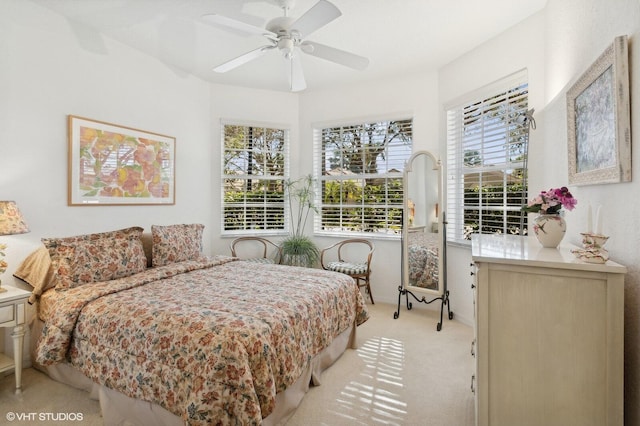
[320,239,375,304]
[230,237,282,264]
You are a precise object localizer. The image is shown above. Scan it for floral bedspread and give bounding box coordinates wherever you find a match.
[408,232,439,289]
[36,256,369,425]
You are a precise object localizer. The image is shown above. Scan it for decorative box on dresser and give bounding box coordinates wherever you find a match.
[470,234,626,426]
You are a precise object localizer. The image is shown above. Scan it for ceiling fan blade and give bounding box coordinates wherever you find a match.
[202,14,277,40]
[301,41,369,71]
[290,0,341,38]
[288,53,307,92]
[214,45,276,73]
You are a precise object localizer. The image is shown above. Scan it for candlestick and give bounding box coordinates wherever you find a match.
[595,205,603,235]
[587,203,592,233]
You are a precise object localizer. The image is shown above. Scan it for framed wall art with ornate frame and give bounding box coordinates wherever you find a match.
[567,35,631,186]
[68,115,176,206]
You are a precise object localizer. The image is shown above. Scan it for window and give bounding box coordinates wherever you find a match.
[221,122,288,234]
[314,118,413,236]
[446,70,529,244]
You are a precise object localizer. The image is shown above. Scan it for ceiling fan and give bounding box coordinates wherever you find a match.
[202,0,369,92]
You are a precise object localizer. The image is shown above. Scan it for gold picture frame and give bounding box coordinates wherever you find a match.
[68,115,176,205]
[567,35,631,186]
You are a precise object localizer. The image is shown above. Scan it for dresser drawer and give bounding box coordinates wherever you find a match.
[0,305,14,325]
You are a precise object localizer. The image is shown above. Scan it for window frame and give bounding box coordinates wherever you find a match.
[313,116,414,239]
[445,70,529,245]
[220,120,290,236]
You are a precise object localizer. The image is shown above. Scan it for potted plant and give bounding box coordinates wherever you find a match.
[280,175,320,267]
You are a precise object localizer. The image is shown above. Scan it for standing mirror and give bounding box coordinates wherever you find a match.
[394,150,453,331]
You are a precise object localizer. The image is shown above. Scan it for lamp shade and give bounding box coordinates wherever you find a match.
[0,201,29,236]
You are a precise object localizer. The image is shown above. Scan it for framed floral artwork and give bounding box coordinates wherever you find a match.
[68,116,176,205]
[567,35,631,186]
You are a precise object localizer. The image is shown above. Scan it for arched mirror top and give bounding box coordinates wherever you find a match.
[403,150,440,174]
[402,150,444,297]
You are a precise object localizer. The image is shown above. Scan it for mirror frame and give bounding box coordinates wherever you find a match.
[401,150,444,297]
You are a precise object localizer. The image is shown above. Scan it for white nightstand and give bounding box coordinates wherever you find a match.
[0,286,30,394]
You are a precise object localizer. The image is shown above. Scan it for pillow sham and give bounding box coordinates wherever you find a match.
[151,224,204,267]
[42,226,147,290]
[13,245,55,304]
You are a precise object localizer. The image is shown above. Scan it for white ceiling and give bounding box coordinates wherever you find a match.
[29,0,547,92]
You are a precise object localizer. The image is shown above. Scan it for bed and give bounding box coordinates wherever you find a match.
[16,225,369,425]
[407,231,439,290]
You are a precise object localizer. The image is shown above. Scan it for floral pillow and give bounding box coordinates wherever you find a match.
[151,224,204,267]
[42,227,147,290]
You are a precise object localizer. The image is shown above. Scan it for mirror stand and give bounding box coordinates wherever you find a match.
[394,212,453,331]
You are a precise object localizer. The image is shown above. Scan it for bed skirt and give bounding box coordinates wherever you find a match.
[31,318,357,425]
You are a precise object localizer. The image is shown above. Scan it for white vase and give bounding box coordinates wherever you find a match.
[533,214,566,248]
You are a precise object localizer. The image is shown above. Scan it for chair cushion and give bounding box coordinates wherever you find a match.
[244,258,276,264]
[327,261,367,275]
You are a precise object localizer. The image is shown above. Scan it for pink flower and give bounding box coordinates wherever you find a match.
[522,186,577,214]
[553,187,577,211]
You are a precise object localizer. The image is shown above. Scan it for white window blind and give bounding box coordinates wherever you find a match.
[221,122,289,234]
[313,118,413,236]
[446,70,529,244]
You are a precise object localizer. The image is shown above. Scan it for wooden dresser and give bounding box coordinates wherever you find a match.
[471,234,625,426]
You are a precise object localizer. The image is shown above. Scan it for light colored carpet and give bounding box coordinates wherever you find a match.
[286,302,475,426]
[0,303,474,425]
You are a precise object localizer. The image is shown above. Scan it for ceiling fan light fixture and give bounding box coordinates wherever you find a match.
[278,37,294,58]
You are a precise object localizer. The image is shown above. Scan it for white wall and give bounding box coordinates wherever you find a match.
[1,1,211,266]
[537,0,640,423]
[438,11,547,325]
